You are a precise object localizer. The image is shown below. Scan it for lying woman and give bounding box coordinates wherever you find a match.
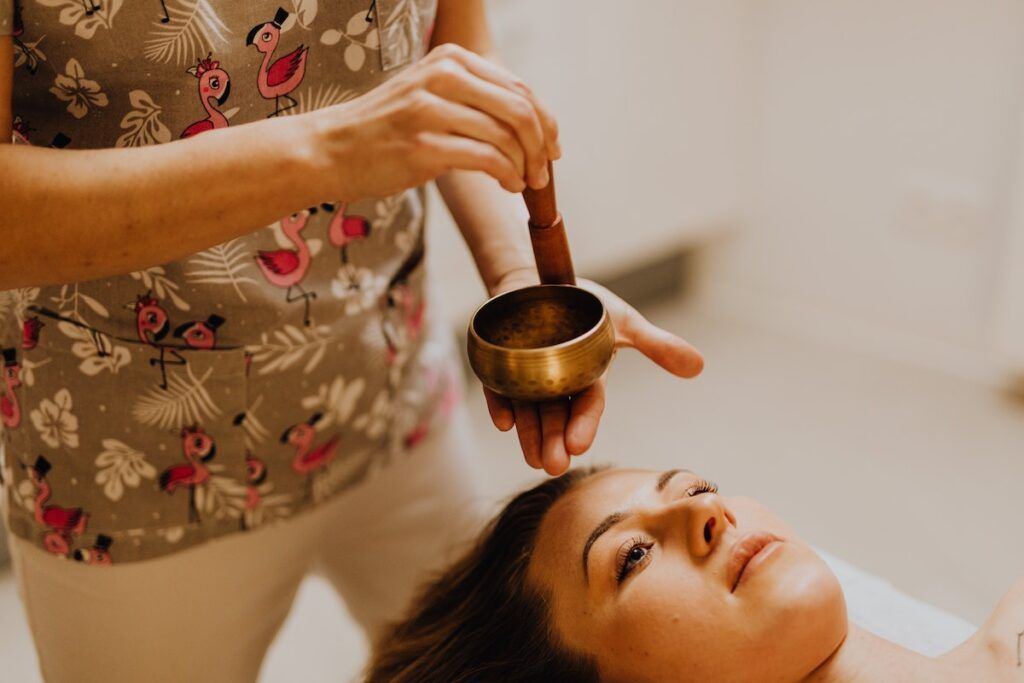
[365,466,1022,682]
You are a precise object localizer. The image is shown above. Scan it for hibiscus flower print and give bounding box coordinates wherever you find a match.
[30,387,80,449]
[50,58,108,119]
[330,265,387,316]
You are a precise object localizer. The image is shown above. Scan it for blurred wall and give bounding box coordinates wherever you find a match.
[702,0,1024,384]
[429,0,747,321]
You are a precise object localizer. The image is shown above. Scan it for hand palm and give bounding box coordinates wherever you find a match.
[482,278,703,475]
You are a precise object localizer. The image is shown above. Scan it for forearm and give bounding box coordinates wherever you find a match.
[435,170,536,295]
[0,115,325,289]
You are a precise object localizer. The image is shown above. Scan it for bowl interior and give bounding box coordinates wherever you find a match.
[473,285,604,350]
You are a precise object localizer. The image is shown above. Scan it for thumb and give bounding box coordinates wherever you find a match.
[621,313,704,378]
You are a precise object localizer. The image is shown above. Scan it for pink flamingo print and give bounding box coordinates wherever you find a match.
[159,425,217,524]
[128,292,184,390]
[26,456,89,557]
[173,314,225,350]
[181,54,232,139]
[246,8,309,117]
[241,453,268,530]
[73,534,113,566]
[255,212,317,326]
[21,316,43,350]
[281,413,339,499]
[323,202,371,264]
[1,348,23,429]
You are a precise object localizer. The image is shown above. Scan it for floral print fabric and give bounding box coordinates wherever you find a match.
[0,0,459,564]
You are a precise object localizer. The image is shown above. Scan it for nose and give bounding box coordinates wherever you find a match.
[659,493,731,559]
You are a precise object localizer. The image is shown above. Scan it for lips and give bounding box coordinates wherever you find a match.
[727,531,783,592]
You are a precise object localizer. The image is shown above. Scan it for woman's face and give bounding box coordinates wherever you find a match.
[528,469,847,683]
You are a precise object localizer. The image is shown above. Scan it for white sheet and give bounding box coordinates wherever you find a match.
[818,549,977,656]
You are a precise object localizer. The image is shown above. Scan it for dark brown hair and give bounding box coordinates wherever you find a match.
[365,468,603,683]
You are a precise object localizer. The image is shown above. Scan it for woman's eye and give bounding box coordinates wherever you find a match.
[616,541,652,584]
[210,78,219,89]
[685,479,718,497]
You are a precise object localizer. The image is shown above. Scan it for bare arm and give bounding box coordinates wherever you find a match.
[0,31,559,290]
[431,4,703,474]
[430,2,550,295]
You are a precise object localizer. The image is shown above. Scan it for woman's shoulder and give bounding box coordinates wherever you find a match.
[949,578,1024,681]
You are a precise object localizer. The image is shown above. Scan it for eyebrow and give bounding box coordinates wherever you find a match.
[581,469,691,582]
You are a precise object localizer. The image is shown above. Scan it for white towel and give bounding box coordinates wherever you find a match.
[818,549,977,656]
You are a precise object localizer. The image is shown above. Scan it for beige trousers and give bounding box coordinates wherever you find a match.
[9,405,485,683]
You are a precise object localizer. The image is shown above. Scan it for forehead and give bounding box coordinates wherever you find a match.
[531,469,675,581]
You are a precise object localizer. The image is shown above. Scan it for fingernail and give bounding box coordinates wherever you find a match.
[540,166,550,187]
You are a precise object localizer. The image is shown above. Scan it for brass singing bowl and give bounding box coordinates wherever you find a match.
[467,285,616,402]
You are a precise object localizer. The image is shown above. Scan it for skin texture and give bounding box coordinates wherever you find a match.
[528,468,849,682]
[2,2,703,470]
[429,3,705,474]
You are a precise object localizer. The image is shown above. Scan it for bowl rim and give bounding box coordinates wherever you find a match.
[467,284,612,355]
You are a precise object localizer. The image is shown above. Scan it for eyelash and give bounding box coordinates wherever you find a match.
[613,478,720,584]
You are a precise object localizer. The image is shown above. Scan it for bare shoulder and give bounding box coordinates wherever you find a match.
[971,578,1024,680]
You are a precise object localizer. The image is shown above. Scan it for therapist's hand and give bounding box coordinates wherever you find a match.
[483,272,704,476]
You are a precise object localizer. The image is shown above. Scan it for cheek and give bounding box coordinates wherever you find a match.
[596,562,734,680]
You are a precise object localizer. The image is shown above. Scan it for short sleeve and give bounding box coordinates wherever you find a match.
[0,0,15,37]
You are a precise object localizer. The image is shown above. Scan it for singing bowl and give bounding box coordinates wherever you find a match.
[467,285,616,402]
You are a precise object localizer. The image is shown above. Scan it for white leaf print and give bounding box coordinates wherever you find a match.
[116,90,172,148]
[292,0,318,28]
[36,0,123,40]
[94,438,156,502]
[185,238,258,302]
[18,356,52,387]
[237,395,271,450]
[158,526,186,543]
[2,287,39,327]
[344,43,366,71]
[78,292,109,318]
[346,11,369,36]
[143,0,231,66]
[194,466,247,520]
[30,387,79,449]
[132,364,220,429]
[130,267,190,311]
[281,83,355,116]
[58,321,132,376]
[13,35,47,73]
[78,345,131,376]
[320,28,342,46]
[246,324,340,375]
[300,375,365,431]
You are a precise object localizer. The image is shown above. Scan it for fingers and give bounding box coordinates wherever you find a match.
[538,400,571,476]
[424,95,526,181]
[622,312,704,378]
[483,387,515,432]
[512,401,543,469]
[416,131,524,192]
[437,46,561,162]
[421,46,556,190]
[566,379,606,456]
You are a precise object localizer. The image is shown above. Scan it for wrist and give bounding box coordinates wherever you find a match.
[488,265,539,297]
[293,107,354,204]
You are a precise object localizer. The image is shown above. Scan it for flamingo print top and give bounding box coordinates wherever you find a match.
[0,0,458,564]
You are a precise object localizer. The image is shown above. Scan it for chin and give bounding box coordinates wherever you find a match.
[751,543,849,677]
